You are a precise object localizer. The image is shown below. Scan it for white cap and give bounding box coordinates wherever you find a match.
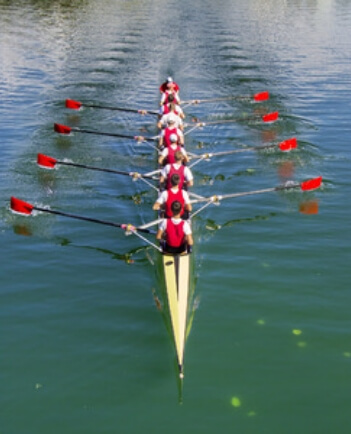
[167,76,173,83]
[170,133,178,142]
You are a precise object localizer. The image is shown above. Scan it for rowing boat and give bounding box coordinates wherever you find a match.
[10,86,323,396]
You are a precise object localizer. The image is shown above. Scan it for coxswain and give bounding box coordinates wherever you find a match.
[156,200,193,254]
[159,115,184,148]
[153,173,192,218]
[159,94,185,119]
[160,77,180,106]
[158,134,189,166]
[160,151,193,190]
[159,76,180,94]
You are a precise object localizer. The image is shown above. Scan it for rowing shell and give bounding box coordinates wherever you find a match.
[162,252,191,378]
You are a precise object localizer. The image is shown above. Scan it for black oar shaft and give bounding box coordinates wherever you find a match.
[57,161,154,179]
[83,103,158,115]
[70,127,157,142]
[70,127,136,140]
[32,206,153,234]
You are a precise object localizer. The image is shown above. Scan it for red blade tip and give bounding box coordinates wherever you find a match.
[65,99,82,110]
[10,197,34,215]
[254,91,269,102]
[262,111,279,123]
[279,137,298,152]
[54,123,72,134]
[37,153,57,169]
[300,176,323,191]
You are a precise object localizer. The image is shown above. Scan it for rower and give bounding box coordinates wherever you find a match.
[158,134,188,166]
[153,173,192,219]
[156,200,193,255]
[159,76,180,94]
[160,150,193,190]
[160,77,180,106]
[159,116,184,148]
[157,106,184,130]
[159,94,185,119]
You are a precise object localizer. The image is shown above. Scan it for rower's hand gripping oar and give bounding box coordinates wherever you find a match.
[188,138,298,168]
[65,99,159,116]
[189,177,323,218]
[54,123,159,143]
[37,153,158,181]
[181,91,270,105]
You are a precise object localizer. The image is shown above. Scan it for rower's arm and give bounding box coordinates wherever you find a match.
[156,228,164,240]
[186,234,193,246]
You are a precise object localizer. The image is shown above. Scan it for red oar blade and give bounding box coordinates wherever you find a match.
[254,91,269,102]
[262,111,279,123]
[54,123,72,134]
[66,99,82,110]
[279,137,298,152]
[10,197,34,215]
[37,153,57,169]
[300,176,323,191]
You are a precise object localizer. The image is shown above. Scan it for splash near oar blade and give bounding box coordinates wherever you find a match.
[10,197,34,215]
[254,91,270,102]
[300,176,322,191]
[279,137,297,152]
[262,111,279,123]
[37,153,57,169]
[65,99,82,110]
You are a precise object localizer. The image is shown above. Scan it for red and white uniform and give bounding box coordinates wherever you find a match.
[160,144,187,165]
[161,127,184,147]
[159,103,184,118]
[159,81,180,93]
[159,112,183,129]
[156,188,190,218]
[160,90,180,106]
[159,218,191,248]
[161,163,193,190]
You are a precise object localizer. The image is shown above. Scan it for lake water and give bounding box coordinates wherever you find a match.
[1,1,350,433]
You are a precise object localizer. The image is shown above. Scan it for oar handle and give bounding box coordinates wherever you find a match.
[32,206,154,234]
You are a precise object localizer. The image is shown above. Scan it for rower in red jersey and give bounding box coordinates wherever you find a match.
[160,77,180,106]
[159,95,185,119]
[159,116,184,148]
[159,76,180,94]
[160,151,193,190]
[158,135,188,166]
[153,174,192,219]
[156,200,193,254]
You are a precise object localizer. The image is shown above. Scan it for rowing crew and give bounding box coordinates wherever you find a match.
[154,79,193,255]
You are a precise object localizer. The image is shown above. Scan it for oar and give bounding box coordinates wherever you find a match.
[37,153,157,180]
[191,137,297,162]
[10,197,155,234]
[65,99,159,116]
[181,91,270,105]
[190,176,323,205]
[185,111,279,128]
[54,123,158,142]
